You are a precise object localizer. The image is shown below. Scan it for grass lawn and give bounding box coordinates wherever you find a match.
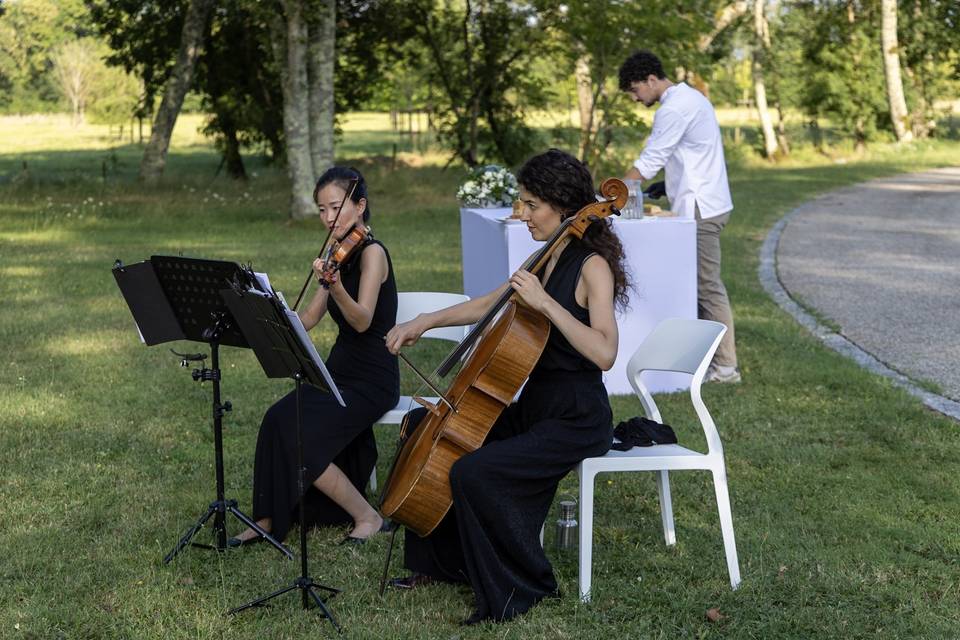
[2,114,959,639]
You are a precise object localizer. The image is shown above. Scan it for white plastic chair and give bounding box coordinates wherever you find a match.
[370,291,470,491]
[576,317,741,602]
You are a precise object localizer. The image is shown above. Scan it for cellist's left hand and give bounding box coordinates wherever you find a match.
[509,269,550,312]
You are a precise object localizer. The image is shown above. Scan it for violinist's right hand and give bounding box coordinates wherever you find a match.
[385,315,429,354]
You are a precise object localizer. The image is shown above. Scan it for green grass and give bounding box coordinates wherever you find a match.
[2,115,960,639]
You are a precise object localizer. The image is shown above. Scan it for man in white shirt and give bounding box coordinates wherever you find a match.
[619,50,739,383]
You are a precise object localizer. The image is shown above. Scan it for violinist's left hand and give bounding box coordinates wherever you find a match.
[509,269,549,312]
[312,257,325,282]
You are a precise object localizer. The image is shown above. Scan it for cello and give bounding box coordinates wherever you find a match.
[380,178,627,537]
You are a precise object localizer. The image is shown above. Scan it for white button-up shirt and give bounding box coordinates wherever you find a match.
[633,83,733,219]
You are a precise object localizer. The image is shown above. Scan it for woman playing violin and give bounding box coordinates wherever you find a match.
[230,167,399,547]
[384,149,629,624]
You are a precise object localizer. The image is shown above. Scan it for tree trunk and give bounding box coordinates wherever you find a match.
[219,114,247,180]
[575,54,595,162]
[273,0,318,219]
[776,100,790,155]
[308,0,336,177]
[698,0,749,51]
[752,0,778,158]
[905,0,932,138]
[465,0,478,166]
[880,0,913,142]
[138,0,214,184]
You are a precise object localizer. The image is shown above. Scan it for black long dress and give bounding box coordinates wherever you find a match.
[401,238,613,623]
[250,240,400,542]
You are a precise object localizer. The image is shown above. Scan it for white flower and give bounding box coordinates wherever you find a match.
[457,165,518,207]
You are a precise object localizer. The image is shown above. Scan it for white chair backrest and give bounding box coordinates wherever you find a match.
[626,318,726,376]
[625,318,727,455]
[396,292,471,342]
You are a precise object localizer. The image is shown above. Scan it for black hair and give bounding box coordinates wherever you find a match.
[618,50,667,91]
[517,149,630,309]
[313,166,371,222]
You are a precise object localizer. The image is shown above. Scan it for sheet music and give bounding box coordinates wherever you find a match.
[254,271,273,294]
[284,308,345,407]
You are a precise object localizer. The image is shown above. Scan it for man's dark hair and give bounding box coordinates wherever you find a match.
[618,50,666,91]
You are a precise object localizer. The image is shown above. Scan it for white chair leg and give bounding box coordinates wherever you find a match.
[712,467,741,590]
[655,470,676,546]
[369,468,377,493]
[578,465,595,603]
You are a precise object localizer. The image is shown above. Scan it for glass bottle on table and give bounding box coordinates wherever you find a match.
[622,179,642,219]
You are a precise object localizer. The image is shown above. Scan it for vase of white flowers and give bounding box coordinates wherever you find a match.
[456,165,519,208]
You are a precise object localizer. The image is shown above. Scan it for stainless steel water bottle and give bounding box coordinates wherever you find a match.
[555,500,578,551]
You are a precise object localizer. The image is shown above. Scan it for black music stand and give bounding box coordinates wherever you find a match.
[220,284,343,630]
[112,256,292,562]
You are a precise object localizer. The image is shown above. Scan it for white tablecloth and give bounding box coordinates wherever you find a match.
[460,207,697,395]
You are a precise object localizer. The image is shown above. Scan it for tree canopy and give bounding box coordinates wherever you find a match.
[2,0,957,171]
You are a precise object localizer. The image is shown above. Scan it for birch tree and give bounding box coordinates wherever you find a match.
[880,0,912,142]
[308,0,336,177]
[574,53,595,161]
[50,39,99,125]
[139,0,214,184]
[752,0,778,157]
[272,0,319,219]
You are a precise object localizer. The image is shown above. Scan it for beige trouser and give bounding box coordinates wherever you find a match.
[696,208,737,368]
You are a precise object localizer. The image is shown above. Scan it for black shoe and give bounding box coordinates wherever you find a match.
[386,573,435,590]
[227,534,264,548]
[339,518,393,545]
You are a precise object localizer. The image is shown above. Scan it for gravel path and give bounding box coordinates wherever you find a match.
[775,167,960,403]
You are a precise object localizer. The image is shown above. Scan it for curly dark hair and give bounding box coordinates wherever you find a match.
[517,149,630,309]
[313,166,371,222]
[618,50,666,91]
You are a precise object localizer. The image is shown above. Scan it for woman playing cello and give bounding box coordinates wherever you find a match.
[384,149,629,623]
[230,167,398,547]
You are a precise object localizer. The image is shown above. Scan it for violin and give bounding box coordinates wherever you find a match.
[292,177,360,311]
[317,223,373,288]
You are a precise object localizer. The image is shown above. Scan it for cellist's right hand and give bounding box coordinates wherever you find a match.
[385,315,429,354]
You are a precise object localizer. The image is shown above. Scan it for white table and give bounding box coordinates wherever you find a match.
[460,207,697,395]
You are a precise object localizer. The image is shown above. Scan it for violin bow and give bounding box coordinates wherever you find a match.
[292,177,359,311]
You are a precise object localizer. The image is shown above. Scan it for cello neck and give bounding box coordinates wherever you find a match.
[435,216,575,377]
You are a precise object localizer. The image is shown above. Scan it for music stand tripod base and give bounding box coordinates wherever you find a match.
[227,374,341,632]
[162,340,293,563]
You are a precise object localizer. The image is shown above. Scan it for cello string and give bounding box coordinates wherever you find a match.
[434,213,580,377]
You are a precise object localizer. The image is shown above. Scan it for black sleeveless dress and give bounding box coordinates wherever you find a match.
[250,240,399,542]
[401,238,614,623]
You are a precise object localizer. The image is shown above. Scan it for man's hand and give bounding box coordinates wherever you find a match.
[644,181,666,199]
